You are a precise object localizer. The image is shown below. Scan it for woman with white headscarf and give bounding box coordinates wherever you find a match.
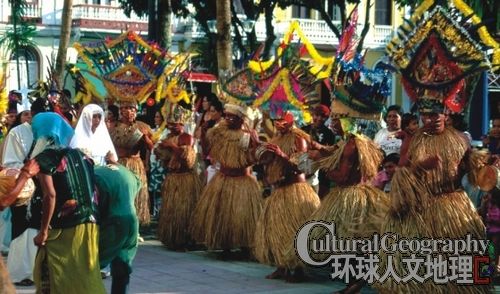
[70,104,117,166]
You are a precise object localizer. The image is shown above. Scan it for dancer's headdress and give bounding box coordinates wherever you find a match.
[386,0,499,114]
[163,100,193,125]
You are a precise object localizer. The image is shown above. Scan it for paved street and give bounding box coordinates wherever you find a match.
[14,238,377,294]
[13,238,500,293]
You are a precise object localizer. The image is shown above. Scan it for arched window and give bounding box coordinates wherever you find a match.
[8,46,40,91]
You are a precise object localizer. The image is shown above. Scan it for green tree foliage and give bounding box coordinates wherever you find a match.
[0,0,37,88]
[117,0,367,70]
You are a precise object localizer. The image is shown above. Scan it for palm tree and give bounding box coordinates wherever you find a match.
[216,0,232,79]
[54,0,73,87]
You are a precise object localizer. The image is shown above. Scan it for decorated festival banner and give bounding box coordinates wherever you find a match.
[386,0,499,114]
[73,31,174,104]
[329,6,392,121]
[223,21,331,126]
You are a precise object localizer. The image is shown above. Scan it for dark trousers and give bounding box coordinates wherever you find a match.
[111,259,130,294]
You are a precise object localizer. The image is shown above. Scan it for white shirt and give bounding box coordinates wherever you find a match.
[373,128,402,155]
[2,123,33,168]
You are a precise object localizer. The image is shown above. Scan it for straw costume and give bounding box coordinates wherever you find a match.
[156,102,201,249]
[373,1,499,293]
[109,102,153,226]
[253,112,320,282]
[309,132,388,237]
[308,3,391,239]
[303,7,393,292]
[190,103,263,252]
[223,26,329,279]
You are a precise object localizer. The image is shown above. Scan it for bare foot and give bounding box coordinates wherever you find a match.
[216,249,232,261]
[333,279,366,294]
[265,268,286,279]
[285,268,306,283]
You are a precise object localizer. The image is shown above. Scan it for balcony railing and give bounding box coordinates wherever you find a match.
[1,3,42,21]
[371,25,394,45]
[24,3,42,19]
[180,18,394,49]
[72,4,147,23]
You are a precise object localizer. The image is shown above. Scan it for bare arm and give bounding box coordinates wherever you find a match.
[34,174,56,247]
[0,173,30,210]
[0,160,39,210]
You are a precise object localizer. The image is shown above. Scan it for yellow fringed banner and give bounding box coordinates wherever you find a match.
[247,21,334,77]
[0,64,7,114]
[453,0,500,69]
[155,73,167,102]
[280,21,333,67]
[248,59,275,73]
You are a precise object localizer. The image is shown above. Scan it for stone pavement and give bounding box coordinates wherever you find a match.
[14,239,377,294]
[13,240,500,293]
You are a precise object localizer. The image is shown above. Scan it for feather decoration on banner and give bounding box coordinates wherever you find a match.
[329,4,392,121]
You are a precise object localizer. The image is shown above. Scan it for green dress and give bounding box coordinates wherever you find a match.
[94,164,141,271]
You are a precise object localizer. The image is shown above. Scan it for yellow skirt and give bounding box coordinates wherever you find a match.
[158,172,202,248]
[374,191,488,293]
[190,172,263,249]
[33,223,105,294]
[119,156,150,225]
[254,182,320,268]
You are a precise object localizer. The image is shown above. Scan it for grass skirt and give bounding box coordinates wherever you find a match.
[157,172,202,248]
[119,156,150,225]
[190,172,262,250]
[374,191,489,293]
[254,182,320,268]
[309,185,389,240]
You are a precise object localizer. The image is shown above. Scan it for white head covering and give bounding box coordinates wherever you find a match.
[70,104,117,165]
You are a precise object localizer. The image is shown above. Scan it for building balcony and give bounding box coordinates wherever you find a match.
[0,2,42,23]
[72,4,148,32]
[179,18,394,50]
[23,2,43,19]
